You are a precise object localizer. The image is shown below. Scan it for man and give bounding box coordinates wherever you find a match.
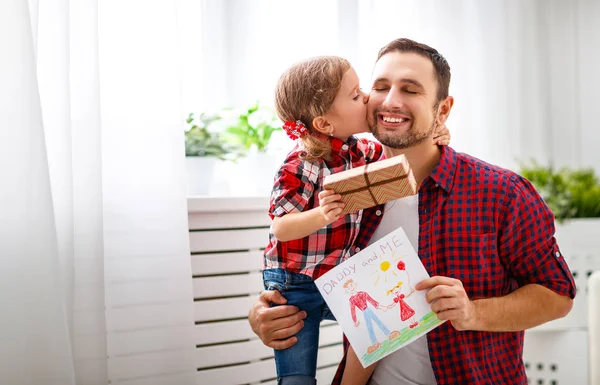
[249,38,576,384]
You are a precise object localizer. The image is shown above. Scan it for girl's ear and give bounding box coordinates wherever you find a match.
[312,116,333,136]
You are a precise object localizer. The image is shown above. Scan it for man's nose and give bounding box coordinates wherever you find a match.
[382,87,403,109]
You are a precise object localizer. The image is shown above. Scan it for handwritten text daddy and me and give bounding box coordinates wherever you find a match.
[320,234,404,295]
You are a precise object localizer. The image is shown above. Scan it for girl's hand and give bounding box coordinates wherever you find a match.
[318,189,344,224]
[433,123,451,146]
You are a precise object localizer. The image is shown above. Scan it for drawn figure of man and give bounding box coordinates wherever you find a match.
[344,279,400,354]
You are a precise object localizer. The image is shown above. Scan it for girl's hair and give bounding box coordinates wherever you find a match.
[274,56,350,162]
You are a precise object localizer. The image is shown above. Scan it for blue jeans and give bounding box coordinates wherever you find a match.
[362,307,390,345]
[263,268,336,385]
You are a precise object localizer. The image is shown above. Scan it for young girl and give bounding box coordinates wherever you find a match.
[262,56,450,385]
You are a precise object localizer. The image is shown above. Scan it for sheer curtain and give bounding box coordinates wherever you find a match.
[352,0,600,171]
[1,1,196,384]
[200,0,600,173]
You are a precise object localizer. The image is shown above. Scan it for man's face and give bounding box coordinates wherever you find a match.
[367,51,440,149]
[345,281,356,293]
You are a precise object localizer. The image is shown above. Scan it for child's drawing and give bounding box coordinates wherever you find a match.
[315,227,446,367]
[344,279,400,354]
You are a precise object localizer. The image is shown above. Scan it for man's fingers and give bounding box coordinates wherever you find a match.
[257,304,303,325]
[425,284,463,304]
[266,336,298,350]
[430,297,460,314]
[270,319,305,341]
[259,289,287,305]
[416,276,461,290]
[260,308,306,333]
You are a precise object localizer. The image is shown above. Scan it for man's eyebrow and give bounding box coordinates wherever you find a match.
[372,77,424,89]
[372,77,389,84]
[400,78,424,89]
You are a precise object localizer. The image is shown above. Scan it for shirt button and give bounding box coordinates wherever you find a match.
[555,251,561,258]
[435,183,439,187]
[355,247,361,252]
[342,144,348,151]
[376,210,382,216]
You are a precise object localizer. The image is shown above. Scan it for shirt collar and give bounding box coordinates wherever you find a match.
[427,145,457,193]
[311,132,358,156]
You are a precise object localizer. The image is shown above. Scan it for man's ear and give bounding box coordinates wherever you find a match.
[312,116,333,136]
[436,96,454,126]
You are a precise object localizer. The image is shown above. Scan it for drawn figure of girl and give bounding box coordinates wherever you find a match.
[386,259,420,329]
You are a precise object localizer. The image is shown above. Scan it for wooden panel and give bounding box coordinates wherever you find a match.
[108,348,195,380]
[195,319,255,345]
[196,345,342,385]
[109,326,195,356]
[197,357,275,385]
[197,339,272,368]
[195,320,342,347]
[188,210,271,230]
[195,296,258,322]
[111,372,196,385]
[189,228,269,253]
[193,272,263,299]
[196,323,343,368]
[191,251,263,276]
[107,303,193,331]
[260,365,338,385]
[108,279,192,307]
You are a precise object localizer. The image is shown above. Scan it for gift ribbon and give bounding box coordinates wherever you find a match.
[338,163,408,205]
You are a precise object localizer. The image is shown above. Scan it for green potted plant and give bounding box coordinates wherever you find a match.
[216,104,284,196]
[221,104,282,155]
[519,162,600,221]
[184,112,237,195]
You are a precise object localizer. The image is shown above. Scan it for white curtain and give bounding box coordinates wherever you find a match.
[1,1,197,384]
[199,0,600,173]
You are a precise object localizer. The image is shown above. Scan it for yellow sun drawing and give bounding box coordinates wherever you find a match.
[372,251,398,286]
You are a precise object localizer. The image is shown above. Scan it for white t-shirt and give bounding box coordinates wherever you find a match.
[368,195,437,385]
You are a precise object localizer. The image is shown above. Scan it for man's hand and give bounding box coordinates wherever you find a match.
[416,276,476,331]
[318,190,344,224]
[354,320,360,327]
[248,290,307,350]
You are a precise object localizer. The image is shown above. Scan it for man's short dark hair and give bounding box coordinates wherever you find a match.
[377,38,451,103]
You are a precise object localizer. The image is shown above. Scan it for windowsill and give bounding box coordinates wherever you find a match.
[187,196,268,213]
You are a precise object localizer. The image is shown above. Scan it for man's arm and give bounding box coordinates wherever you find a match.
[416,277,573,331]
[248,290,307,349]
[416,174,575,332]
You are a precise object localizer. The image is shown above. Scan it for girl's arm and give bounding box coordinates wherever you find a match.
[271,190,343,242]
[340,345,377,385]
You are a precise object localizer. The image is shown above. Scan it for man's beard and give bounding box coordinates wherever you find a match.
[370,108,436,150]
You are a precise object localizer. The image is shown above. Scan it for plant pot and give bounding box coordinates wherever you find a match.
[226,152,282,197]
[186,156,217,196]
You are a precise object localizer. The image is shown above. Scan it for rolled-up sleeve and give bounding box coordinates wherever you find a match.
[499,175,576,298]
[269,158,320,219]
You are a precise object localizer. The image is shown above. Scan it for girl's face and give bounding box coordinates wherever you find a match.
[322,67,369,141]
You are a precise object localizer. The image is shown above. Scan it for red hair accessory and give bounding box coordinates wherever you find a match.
[282,120,308,140]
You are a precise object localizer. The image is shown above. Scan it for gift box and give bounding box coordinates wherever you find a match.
[323,155,417,215]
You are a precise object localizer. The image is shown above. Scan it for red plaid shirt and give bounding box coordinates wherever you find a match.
[264,135,383,279]
[332,146,576,385]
